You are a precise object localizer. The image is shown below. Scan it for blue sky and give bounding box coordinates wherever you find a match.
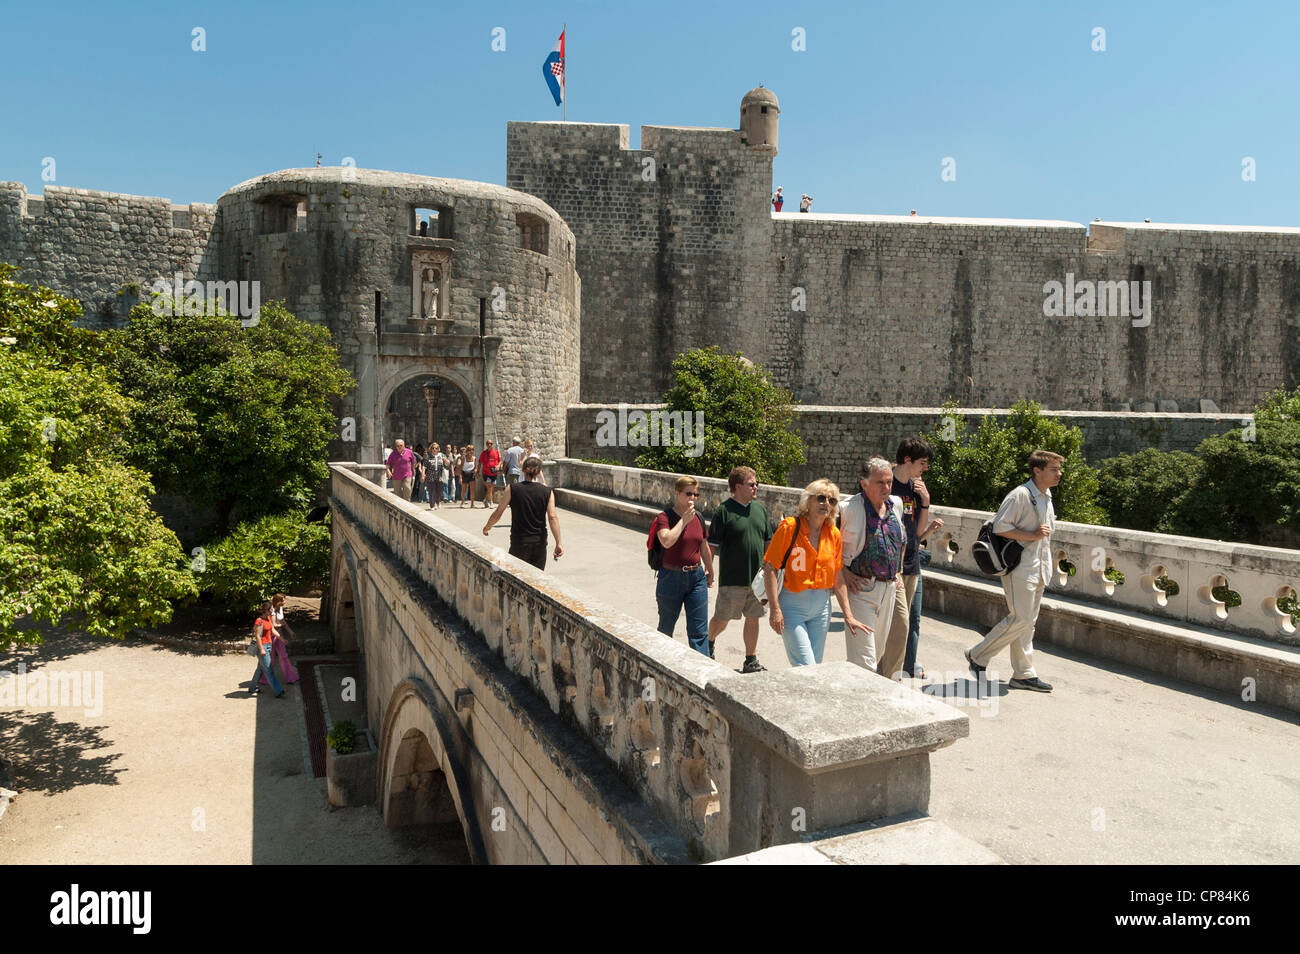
[4,0,1298,226]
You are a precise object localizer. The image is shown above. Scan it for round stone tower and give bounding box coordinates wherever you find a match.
[214,168,580,466]
[740,86,779,155]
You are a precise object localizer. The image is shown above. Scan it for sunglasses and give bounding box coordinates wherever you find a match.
[683,491,700,498]
[815,493,838,506]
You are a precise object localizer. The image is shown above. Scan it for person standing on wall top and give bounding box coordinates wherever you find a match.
[386,439,415,499]
[504,437,525,487]
[649,476,716,657]
[479,438,503,509]
[706,466,771,673]
[965,449,1061,693]
[799,193,812,213]
[483,455,564,569]
[839,458,908,677]
[772,187,784,212]
[892,437,943,679]
[763,480,873,667]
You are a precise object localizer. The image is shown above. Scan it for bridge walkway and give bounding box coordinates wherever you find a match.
[429,499,1300,865]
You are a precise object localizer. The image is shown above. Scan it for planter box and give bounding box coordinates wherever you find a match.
[326,728,377,808]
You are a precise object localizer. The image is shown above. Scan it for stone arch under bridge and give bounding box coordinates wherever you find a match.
[378,678,488,864]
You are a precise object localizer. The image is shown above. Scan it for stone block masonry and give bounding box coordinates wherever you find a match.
[0,181,217,321]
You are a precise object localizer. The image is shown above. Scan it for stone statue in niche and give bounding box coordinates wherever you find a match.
[420,268,440,320]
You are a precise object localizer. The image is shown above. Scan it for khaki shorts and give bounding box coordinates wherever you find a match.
[713,585,765,621]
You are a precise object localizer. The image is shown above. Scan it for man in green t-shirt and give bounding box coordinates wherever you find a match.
[707,466,773,673]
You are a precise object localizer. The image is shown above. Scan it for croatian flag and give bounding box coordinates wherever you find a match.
[543,29,565,106]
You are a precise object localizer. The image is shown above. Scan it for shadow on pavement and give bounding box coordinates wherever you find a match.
[0,710,122,795]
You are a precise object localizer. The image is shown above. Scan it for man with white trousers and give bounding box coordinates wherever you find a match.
[840,457,909,678]
[965,449,1062,693]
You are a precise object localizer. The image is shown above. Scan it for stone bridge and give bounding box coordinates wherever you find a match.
[327,463,1003,864]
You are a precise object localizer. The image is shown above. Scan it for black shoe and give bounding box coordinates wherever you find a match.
[741,655,766,673]
[249,686,259,695]
[1009,676,1053,693]
[964,648,985,677]
[708,641,716,659]
[276,690,285,698]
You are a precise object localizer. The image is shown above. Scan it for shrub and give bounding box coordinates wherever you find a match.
[1166,418,1300,542]
[1096,449,1204,532]
[199,510,330,613]
[634,347,805,484]
[327,720,356,755]
[920,400,1107,524]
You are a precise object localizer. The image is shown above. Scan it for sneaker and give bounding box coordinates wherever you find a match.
[964,648,985,677]
[910,665,927,680]
[741,655,766,673]
[1009,676,1053,692]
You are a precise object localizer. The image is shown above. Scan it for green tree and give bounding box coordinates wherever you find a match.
[634,347,805,483]
[1096,449,1204,532]
[920,400,1107,524]
[1167,418,1300,543]
[106,299,355,534]
[199,511,331,614]
[0,267,196,646]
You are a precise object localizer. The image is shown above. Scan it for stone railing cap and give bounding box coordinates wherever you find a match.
[705,663,968,770]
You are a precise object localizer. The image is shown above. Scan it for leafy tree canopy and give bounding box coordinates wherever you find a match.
[919,399,1107,525]
[106,299,355,534]
[0,266,196,646]
[635,347,805,484]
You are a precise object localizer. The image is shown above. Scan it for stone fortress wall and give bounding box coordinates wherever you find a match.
[0,181,218,320]
[506,91,1300,415]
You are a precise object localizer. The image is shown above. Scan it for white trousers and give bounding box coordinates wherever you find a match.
[844,580,907,676]
[969,568,1043,679]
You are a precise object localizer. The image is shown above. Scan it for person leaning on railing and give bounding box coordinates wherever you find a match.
[763,479,873,666]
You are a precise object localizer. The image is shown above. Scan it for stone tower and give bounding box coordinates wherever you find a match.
[739,86,779,154]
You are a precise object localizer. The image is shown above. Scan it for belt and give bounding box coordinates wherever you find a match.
[872,575,894,582]
[662,563,701,572]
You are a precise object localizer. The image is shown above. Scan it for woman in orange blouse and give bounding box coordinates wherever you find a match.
[763,479,874,666]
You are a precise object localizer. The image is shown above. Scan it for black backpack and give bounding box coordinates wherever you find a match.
[972,521,1023,576]
[647,508,706,571]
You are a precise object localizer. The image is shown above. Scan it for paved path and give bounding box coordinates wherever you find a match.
[0,632,467,864]
[438,498,1300,865]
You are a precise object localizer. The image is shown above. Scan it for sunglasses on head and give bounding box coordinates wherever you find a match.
[815,493,838,506]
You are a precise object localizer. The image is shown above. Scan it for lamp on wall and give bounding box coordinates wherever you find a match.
[423,378,442,445]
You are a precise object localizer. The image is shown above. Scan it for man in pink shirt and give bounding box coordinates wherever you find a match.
[386,439,415,499]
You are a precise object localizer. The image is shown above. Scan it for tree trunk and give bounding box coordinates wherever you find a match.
[216,497,234,537]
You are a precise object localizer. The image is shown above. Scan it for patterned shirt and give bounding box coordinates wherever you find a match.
[848,493,905,580]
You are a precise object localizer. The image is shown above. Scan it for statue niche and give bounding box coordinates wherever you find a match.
[420,267,440,320]
[409,248,453,334]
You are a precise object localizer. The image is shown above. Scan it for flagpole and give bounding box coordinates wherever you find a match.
[562,23,567,123]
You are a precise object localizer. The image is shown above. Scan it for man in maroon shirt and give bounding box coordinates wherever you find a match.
[478,439,503,509]
[648,476,716,656]
[385,439,415,499]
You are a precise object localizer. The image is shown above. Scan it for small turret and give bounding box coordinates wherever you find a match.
[740,86,779,155]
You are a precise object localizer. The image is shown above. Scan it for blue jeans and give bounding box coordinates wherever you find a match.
[904,572,923,675]
[656,567,709,655]
[778,586,831,666]
[252,650,283,695]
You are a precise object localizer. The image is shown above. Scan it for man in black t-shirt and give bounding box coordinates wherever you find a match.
[892,437,944,679]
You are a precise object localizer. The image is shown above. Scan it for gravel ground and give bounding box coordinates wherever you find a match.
[0,628,467,864]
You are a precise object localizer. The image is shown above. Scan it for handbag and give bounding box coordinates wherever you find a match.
[245,638,260,657]
[751,517,800,603]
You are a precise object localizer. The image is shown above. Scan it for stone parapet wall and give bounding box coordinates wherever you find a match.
[0,181,218,322]
[549,459,1300,647]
